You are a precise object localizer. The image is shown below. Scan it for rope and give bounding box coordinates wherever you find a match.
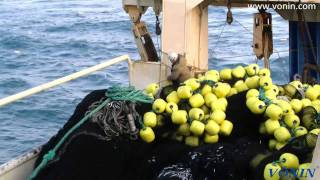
[209,17,285,66]
[209,21,227,59]
[28,86,153,180]
[90,101,140,141]
[258,88,273,105]
[212,46,319,60]
[234,18,282,60]
[213,51,285,59]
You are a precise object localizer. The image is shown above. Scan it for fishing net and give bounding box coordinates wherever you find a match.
[33,88,316,180]
[89,100,140,141]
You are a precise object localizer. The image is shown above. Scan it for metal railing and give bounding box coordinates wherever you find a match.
[0,55,132,107]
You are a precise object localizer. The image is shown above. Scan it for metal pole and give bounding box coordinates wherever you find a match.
[0,55,131,107]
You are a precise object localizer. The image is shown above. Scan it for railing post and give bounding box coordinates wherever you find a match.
[0,55,131,107]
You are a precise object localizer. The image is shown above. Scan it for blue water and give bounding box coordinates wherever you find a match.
[0,0,289,164]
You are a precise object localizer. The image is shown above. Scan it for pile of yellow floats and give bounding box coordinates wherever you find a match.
[139,64,320,151]
[264,152,311,180]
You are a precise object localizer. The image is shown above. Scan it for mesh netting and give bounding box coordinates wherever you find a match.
[33,88,316,180]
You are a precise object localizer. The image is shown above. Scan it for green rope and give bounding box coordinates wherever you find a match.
[258,88,273,105]
[200,80,216,87]
[28,86,153,180]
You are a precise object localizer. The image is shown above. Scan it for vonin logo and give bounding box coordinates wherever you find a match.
[269,168,316,178]
[248,3,317,10]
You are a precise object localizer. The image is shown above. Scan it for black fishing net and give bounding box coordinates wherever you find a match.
[33,88,316,180]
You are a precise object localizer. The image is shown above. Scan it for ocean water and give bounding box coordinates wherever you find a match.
[0,0,289,164]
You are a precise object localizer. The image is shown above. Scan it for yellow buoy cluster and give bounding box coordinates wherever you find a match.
[264,152,311,180]
[141,68,238,146]
[245,75,320,151]
[140,64,320,148]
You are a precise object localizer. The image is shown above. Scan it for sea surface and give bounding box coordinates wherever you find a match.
[0,0,289,164]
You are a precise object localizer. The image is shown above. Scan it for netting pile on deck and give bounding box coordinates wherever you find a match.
[32,64,319,180]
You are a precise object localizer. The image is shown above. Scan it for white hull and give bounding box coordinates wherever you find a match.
[0,148,40,180]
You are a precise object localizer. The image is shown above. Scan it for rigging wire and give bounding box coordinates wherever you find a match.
[155,14,163,85]
[214,47,319,60]
[153,9,318,80]
[297,9,319,83]
[301,9,317,65]
[233,18,282,60]
[207,15,298,74]
[206,16,317,73]
[155,15,162,59]
[208,17,284,63]
[209,21,228,58]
